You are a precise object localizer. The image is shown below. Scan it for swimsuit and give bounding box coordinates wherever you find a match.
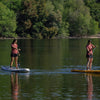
[11,44,18,57]
[86,44,93,58]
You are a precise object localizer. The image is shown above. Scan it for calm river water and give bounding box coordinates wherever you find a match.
[0,39,100,100]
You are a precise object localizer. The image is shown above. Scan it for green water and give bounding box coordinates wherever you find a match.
[0,39,100,100]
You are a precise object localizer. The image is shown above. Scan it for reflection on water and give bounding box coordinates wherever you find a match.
[11,73,19,100]
[87,74,93,100]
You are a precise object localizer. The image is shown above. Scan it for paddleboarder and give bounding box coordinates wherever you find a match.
[86,40,96,70]
[10,39,21,69]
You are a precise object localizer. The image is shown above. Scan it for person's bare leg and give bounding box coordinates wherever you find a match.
[87,58,90,70]
[15,57,18,69]
[89,58,93,70]
[10,57,14,68]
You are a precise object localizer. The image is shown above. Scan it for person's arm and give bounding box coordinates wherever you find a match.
[92,44,96,49]
[86,46,92,55]
[18,48,21,56]
[86,46,89,52]
[11,44,17,50]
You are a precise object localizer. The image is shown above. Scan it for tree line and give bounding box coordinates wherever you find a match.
[0,0,100,39]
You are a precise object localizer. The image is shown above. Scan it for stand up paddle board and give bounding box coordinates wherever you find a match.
[1,66,30,73]
[71,69,100,74]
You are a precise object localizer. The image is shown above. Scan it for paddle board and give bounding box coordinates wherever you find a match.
[1,66,30,73]
[71,69,100,73]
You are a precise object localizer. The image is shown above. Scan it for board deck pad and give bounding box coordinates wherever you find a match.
[71,69,100,73]
[1,66,30,73]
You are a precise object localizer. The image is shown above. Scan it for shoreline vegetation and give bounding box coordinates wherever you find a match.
[0,0,100,39]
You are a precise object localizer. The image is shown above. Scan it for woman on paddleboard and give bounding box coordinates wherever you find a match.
[86,40,96,70]
[10,39,21,69]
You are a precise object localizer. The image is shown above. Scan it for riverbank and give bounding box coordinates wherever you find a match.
[57,33,100,39]
[0,34,100,39]
[82,34,100,39]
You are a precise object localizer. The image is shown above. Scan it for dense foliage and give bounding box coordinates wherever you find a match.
[0,0,100,38]
[84,0,100,27]
[64,0,99,36]
[17,0,62,39]
[0,2,17,37]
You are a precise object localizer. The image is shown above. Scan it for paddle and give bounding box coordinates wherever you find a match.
[18,48,21,68]
[93,46,96,53]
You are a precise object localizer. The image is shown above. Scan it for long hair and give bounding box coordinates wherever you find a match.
[87,40,91,45]
[12,39,17,44]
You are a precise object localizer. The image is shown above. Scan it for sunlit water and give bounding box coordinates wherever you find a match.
[0,39,100,100]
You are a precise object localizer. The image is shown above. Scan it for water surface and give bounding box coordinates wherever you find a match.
[0,39,100,100]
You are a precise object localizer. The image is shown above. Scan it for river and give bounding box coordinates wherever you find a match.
[0,39,100,100]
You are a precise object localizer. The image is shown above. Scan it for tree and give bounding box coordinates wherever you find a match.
[0,2,17,37]
[17,0,62,39]
[50,0,69,37]
[84,0,100,27]
[1,0,22,13]
[64,0,99,36]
